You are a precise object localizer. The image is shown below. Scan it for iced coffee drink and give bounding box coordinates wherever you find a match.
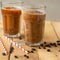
[1,6,21,37]
[23,10,46,46]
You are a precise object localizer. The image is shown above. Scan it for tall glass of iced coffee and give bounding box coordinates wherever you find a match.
[1,1,22,37]
[23,5,46,46]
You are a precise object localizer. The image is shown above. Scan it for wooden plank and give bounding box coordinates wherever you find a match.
[0,20,60,60]
[38,21,60,60]
[43,21,58,42]
[0,20,11,60]
[0,42,9,60]
[0,20,10,51]
[0,20,10,60]
[52,21,60,39]
[51,21,60,60]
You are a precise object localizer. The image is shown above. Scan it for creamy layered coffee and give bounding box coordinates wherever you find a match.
[23,10,46,45]
[1,7,21,37]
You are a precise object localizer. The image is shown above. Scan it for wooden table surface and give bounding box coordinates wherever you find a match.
[0,20,60,60]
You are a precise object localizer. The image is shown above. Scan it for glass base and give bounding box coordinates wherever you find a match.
[25,40,43,47]
[4,33,20,38]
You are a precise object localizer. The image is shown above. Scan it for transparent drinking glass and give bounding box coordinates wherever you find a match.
[22,4,46,46]
[1,1,23,38]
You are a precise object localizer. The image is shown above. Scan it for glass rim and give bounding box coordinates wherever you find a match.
[22,4,46,10]
[2,1,24,5]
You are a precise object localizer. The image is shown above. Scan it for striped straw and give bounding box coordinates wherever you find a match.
[4,36,28,54]
[18,45,28,54]
[4,36,13,43]
[12,42,28,54]
[0,38,8,55]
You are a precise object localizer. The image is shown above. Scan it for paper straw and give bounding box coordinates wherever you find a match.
[18,45,28,54]
[4,36,28,54]
[0,38,8,55]
[14,42,28,54]
[4,36,13,43]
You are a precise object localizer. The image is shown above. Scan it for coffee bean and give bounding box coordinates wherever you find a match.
[19,35,24,40]
[26,56,29,58]
[43,46,46,49]
[48,45,51,47]
[10,50,12,54]
[49,43,53,45]
[40,43,44,47]
[59,50,60,52]
[2,53,6,56]
[24,54,27,57]
[32,48,36,51]
[53,43,57,47]
[50,43,53,46]
[45,44,48,47]
[56,41,60,43]
[45,44,51,48]
[24,54,29,58]
[19,36,23,40]
[39,46,41,49]
[30,50,34,53]
[44,42,47,44]
[57,43,60,45]
[10,47,14,54]
[53,43,56,45]
[14,55,19,58]
[47,49,51,52]
[11,47,14,50]
[27,50,30,53]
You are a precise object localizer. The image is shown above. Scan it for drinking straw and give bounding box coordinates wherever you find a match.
[0,37,8,55]
[4,36,28,54]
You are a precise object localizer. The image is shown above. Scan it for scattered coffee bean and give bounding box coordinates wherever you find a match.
[14,55,19,58]
[43,46,46,49]
[24,54,27,57]
[57,43,60,45]
[39,46,41,49]
[26,55,29,58]
[30,50,34,53]
[45,44,51,48]
[2,53,6,56]
[53,43,57,47]
[47,49,51,52]
[49,43,53,46]
[24,54,29,58]
[27,50,31,53]
[27,50,30,53]
[19,35,24,40]
[10,50,12,54]
[48,45,51,47]
[56,41,60,43]
[19,36,23,40]
[44,42,47,44]
[32,48,36,51]
[10,47,14,53]
[40,43,44,47]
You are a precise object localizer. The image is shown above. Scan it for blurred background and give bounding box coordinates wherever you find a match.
[0,0,60,21]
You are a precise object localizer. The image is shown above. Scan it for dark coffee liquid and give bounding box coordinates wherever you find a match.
[23,10,46,43]
[1,7,21,35]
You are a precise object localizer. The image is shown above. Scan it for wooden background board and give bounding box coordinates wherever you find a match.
[0,20,60,60]
[0,20,11,60]
[52,21,60,39]
[38,21,60,60]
